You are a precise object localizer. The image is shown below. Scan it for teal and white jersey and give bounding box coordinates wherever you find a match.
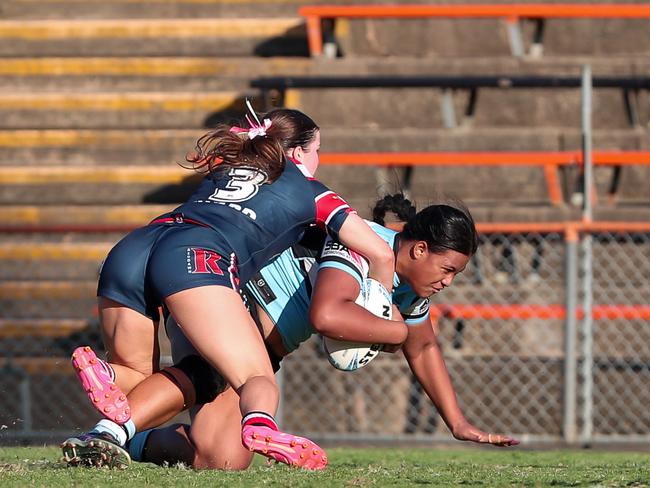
[318,221,430,326]
[245,222,430,353]
[246,244,319,353]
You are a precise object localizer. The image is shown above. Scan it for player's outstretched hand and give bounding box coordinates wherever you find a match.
[452,421,520,447]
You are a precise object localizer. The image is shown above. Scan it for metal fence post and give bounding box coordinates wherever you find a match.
[582,65,593,223]
[505,17,525,57]
[20,372,32,433]
[580,65,595,445]
[563,225,578,444]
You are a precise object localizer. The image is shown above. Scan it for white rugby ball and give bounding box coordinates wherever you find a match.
[323,278,392,371]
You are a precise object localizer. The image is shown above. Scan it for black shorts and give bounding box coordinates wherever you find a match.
[98,221,239,320]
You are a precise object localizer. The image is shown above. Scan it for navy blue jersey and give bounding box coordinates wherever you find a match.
[158,159,351,285]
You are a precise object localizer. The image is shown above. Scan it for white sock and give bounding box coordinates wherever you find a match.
[241,411,278,430]
[91,419,127,446]
[123,419,136,441]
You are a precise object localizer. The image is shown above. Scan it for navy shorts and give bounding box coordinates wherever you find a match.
[98,221,240,320]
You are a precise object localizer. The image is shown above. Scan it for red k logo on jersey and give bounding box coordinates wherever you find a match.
[187,248,225,275]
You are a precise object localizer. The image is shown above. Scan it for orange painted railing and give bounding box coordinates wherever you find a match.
[388,220,650,324]
[387,220,650,236]
[299,3,650,55]
[320,150,650,206]
[430,304,650,321]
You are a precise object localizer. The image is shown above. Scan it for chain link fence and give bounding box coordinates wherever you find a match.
[0,225,649,444]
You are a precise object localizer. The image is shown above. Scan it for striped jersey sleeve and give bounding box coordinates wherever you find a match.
[318,235,369,287]
[310,180,355,239]
[399,296,430,325]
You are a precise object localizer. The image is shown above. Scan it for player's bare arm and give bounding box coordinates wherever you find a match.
[336,213,396,293]
[309,267,407,346]
[402,318,519,447]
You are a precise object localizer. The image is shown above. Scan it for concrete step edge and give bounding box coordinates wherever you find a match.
[0,356,74,374]
[8,0,308,5]
[0,318,90,338]
[0,57,312,76]
[1,204,174,225]
[0,127,572,148]
[0,56,647,77]
[0,242,112,259]
[0,165,192,184]
[0,128,201,148]
[0,18,304,39]
[0,91,252,111]
[0,280,97,299]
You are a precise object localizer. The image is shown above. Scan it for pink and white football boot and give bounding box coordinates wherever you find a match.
[241,425,328,470]
[71,346,131,425]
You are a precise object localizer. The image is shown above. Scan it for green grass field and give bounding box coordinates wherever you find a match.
[1,446,649,487]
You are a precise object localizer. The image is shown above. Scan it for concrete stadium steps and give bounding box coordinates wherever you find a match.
[0,160,650,214]
[0,280,97,318]
[0,91,259,130]
[0,88,643,131]
[0,166,200,204]
[0,242,111,280]
[0,200,627,228]
[316,164,570,213]
[0,55,646,129]
[615,166,650,205]
[347,195,572,221]
[0,319,91,338]
[0,55,645,93]
[287,86,643,130]
[1,0,313,19]
[337,18,650,58]
[0,129,202,166]
[0,18,307,56]
[0,57,318,92]
[0,163,634,214]
[1,127,647,166]
[408,165,554,206]
[0,204,173,229]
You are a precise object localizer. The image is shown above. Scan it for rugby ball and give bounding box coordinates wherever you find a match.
[323,278,392,371]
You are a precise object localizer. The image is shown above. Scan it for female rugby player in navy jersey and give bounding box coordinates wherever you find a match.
[64,195,518,470]
[63,107,399,470]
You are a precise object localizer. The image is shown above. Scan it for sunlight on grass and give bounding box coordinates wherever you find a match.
[0,446,648,487]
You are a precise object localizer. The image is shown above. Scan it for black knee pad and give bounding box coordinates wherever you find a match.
[173,355,228,405]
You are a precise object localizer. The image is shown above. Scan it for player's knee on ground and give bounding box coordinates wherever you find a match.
[172,355,228,405]
[194,449,254,471]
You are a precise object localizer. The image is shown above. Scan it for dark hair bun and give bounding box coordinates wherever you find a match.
[372,193,416,226]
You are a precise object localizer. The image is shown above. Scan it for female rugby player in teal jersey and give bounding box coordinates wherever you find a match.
[65,194,519,470]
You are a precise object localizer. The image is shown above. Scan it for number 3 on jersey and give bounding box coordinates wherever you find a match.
[208,168,268,203]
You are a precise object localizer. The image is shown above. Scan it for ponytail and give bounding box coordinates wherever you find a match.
[372,193,416,226]
[184,107,319,182]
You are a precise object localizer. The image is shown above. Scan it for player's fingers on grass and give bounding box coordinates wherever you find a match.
[489,433,520,447]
